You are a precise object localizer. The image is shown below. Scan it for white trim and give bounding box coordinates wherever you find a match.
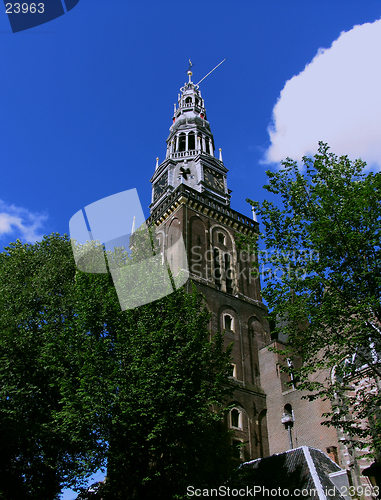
[303,446,326,500]
[223,313,234,332]
[229,363,237,379]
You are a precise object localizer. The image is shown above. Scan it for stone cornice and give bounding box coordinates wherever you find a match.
[147,184,258,236]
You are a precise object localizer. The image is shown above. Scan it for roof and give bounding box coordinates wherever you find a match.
[229,446,349,500]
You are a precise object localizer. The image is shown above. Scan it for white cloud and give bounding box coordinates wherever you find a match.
[263,18,381,169]
[0,200,48,245]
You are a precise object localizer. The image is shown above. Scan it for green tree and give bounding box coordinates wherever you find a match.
[0,231,234,499]
[246,142,381,457]
[73,227,235,499]
[0,234,106,499]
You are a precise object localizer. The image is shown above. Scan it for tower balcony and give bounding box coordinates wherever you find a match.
[170,149,200,159]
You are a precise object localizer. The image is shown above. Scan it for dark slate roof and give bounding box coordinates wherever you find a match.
[309,447,344,499]
[228,446,347,500]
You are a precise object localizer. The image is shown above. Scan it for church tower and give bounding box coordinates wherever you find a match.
[147,70,270,461]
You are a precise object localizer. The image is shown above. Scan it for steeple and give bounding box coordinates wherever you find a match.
[167,70,214,158]
[150,70,230,212]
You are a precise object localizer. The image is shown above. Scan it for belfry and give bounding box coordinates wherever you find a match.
[148,69,270,461]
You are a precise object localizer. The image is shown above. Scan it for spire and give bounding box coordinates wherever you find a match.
[167,68,214,159]
[150,65,230,212]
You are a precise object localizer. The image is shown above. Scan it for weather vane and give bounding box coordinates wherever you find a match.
[187,59,194,72]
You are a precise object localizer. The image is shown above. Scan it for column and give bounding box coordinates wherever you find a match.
[209,139,213,156]
[202,136,206,153]
[185,132,189,152]
[175,135,179,152]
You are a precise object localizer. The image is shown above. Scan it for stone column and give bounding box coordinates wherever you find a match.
[209,138,213,156]
[185,133,189,152]
[202,136,206,153]
[175,135,179,152]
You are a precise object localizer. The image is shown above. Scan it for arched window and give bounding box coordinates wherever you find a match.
[232,439,244,460]
[178,133,186,152]
[284,404,293,416]
[188,132,195,150]
[229,364,237,378]
[224,314,233,332]
[185,96,192,105]
[230,408,242,429]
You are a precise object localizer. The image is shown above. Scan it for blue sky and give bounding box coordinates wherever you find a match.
[1,1,381,497]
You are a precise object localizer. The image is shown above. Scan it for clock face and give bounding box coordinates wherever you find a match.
[153,173,168,201]
[204,167,224,192]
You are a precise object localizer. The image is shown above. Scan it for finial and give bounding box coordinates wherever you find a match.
[155,157,159,170]
[187,60,194,84]
[131,216,136,234]
[251,206,257,222]
[219,148,223,162]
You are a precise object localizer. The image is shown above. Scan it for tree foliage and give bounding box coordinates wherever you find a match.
[0,231,234,499]
[0,234,105,499]
[246,142,381,456]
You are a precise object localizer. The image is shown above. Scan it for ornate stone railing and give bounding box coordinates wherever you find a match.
[170,150,199,159]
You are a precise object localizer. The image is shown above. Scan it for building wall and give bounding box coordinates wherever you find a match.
[150,191,374,487]
[259,341,341,458]
[153,198,270,461]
